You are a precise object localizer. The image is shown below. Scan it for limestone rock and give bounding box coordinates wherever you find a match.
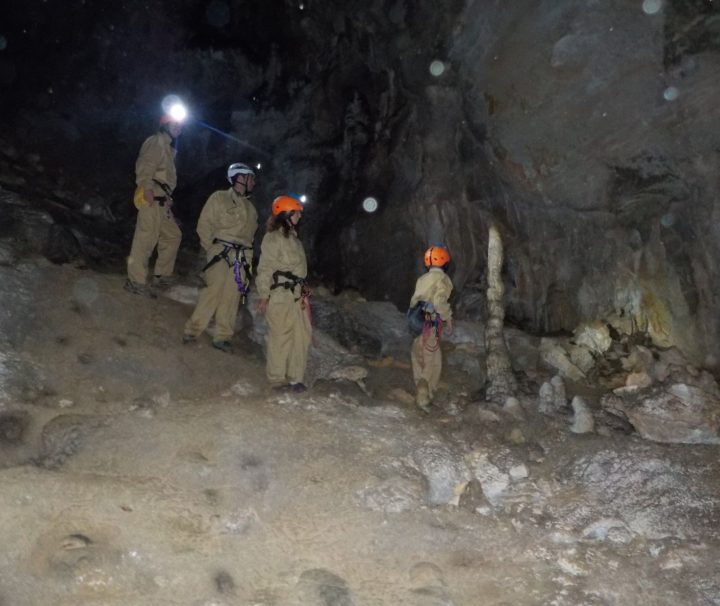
[570,396,595,434]
[601,382,720,444]
[36,414,103,469]
[550,375,567,411]
[581,518,634,544]
[569,344,595,374]
[573,321,612,354]
[328,365,370,395]
[477,409,501,423]
[564,448,719,541]
[410,443,471,505]
[468,452,510,505]
[295,569,355,606]
[621,345,655,374]
[355,475,426,513]
[626,371,652,389]
[540,338,586,382]
[539,376,567,416]
[538,382,554,415]
[503,396,524,420]
[484,225,517,403]
[458,479,489,512]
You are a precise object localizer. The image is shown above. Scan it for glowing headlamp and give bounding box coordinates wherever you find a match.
[168,102,188,123]
[161,94,189,124]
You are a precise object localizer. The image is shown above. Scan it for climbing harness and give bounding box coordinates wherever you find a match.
[407,301,444,373]
[419,302,443,351]
[152,179,174,203]
[270,270,306,302]
[202,238,253,297]
[152,178,180,226]
[421,315,443,352]
[407,300,442,341]
[407,301,427,336]
[269,270,314,344]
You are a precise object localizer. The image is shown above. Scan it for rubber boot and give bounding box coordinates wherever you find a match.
[416,379,431,412]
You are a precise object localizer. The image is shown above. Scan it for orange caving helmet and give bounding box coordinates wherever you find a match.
[272,194,303,216]
[424,244,451,268]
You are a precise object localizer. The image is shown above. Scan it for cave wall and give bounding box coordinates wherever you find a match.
[450,0,720,363]
[1,0,719,363]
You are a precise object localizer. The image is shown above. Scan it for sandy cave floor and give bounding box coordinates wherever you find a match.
[0,261,719,606]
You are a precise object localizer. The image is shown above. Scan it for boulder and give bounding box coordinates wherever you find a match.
[540,338,586,382]
[573,322,612,354]
[601,382,720,444]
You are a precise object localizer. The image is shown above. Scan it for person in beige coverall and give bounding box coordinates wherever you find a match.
[183,163,259,353]
[410,244,454,411]
[125,114,183,296]
[256,195,311,393]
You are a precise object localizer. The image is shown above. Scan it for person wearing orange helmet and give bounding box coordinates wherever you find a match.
[125,112,184,296]
[182,163,259,353]
[255,194,311,392]
[408,243,454,411]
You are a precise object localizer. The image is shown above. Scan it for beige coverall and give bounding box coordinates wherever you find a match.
[127,131,182,284]
[184,188,258,342]
[255,229,311,386]
[410,267,454,398]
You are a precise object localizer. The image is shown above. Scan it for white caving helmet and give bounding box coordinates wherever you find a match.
[227,162,256,184]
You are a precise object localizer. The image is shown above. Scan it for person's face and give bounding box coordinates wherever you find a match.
[168,122,183,138]
[234,173,255,193]
[289,210,302,225]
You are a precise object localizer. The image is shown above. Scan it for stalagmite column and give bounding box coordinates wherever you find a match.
[485,224,517,402]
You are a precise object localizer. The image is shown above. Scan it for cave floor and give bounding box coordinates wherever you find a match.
[1,261,719,606]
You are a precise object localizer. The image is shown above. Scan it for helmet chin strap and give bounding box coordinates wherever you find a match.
[234,178,248,195]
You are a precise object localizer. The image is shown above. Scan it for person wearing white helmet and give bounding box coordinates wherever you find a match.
[125,113,184,296]
[182,163,259,353]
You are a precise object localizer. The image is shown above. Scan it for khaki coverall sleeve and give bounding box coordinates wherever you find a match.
[196,193,218,252]
[134,136,163,191]
[409,283,423,308]
[432,276,453,321]
[255,234,280,299]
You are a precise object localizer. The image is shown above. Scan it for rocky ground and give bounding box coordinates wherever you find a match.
[1,259,719,606]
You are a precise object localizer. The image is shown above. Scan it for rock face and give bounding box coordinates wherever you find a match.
[602,382,720,444]
[1,1,720,365]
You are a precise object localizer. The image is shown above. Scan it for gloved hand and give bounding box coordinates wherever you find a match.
[133,187,155,209]
[133,187,149,209]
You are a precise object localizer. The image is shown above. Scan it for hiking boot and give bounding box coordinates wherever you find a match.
[182,334,196,345]
[153,274,176,289]
[124,279,157,298]
[212,340,233,354]
[289,382,307,393]
[415,379,431,412]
